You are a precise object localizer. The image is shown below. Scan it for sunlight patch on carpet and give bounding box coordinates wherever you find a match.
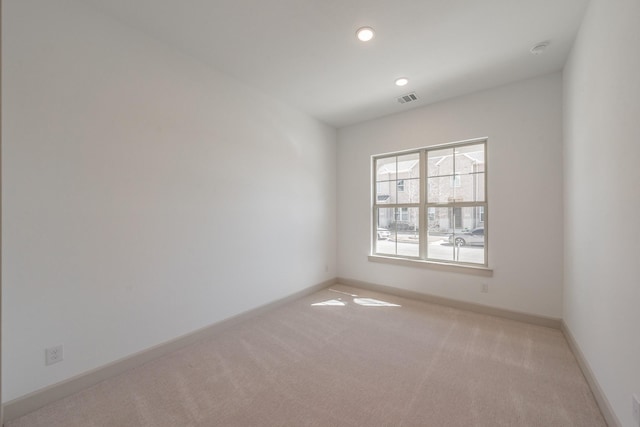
[311,299,346,306]
[353,298,401,307]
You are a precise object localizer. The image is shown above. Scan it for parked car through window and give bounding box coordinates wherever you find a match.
[448,227,484,246]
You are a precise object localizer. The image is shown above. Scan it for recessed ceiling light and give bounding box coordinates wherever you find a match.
[530,41,550,55]
[395,77,409,87]
[356,27,375,42]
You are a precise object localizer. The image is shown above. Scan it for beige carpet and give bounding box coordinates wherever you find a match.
[7,284,606,427]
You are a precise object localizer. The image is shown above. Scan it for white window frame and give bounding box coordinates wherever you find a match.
[372,137,488,268]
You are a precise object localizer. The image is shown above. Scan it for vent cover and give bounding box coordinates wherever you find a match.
[397,92,418,104]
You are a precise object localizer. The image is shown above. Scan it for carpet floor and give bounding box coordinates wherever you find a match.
[7,284,607,426]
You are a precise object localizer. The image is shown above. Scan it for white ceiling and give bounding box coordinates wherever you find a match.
[84,0,589,128]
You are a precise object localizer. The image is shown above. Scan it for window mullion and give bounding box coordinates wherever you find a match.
[420,149,427,260]
[425,202,486,208]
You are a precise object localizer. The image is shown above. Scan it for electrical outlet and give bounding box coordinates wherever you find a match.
[45,344,64,366]
[481,283,489,293]
[633,394,640,426]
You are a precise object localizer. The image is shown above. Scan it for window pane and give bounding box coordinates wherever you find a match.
[376,180,393,204]
[426,207,455,262]
[454,143,484,174]
[376,208,419,257]
[397,178,419,203]
[427,148,453,177]
[397,153,420,179]
[376,157,396,181]
[376,153,419,205]
[427,176,456,203]
[455,206,482,231]
[455,172,485,202]
[376,157,395,204]
[449,207,485,265]
[427,207,436,221]
[426,206,485,264]
[454,241,485,264]
[453,144,485,202]
[395,207,419,257]
[376,208,395,255]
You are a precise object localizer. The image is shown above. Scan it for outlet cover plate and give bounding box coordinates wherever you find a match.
[633,394,640,426]
[45,345,64,366]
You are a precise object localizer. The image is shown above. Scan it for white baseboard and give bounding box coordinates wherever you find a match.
[2,278,337,423]
[5,278,617,427]
[561,321,620,427]
[337,277,562,329]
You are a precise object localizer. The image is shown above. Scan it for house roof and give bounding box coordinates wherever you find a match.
[378,159,420,175]
[433,151,484,166]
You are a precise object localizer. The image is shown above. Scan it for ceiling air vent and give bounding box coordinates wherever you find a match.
[397,92,418,104]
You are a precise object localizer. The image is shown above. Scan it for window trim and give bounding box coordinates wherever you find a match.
[367,254,493,275]
[372,137,488,268]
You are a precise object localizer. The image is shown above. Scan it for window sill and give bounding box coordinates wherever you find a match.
[368,255,493,276]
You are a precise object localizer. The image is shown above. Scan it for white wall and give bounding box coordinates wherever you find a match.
[2,0,336,401]
[337,73,564,318]
[563,0,640,425]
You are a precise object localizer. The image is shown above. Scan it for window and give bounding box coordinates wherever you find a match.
[400,207,409,221]
[373,139,487,266]
[427,207,436,221]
